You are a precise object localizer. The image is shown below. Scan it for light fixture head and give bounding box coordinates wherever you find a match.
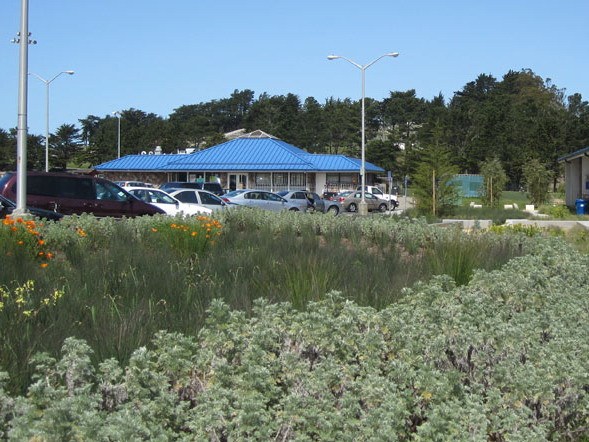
[64,70,75,75]
[387,52,400,57]
[327,55,340,60]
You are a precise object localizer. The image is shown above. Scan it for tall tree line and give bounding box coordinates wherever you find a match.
[1,69,588,187]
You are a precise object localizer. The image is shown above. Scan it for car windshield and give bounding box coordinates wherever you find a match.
[224,190,247,198]
[150,191,177,204]
[131,189,177,204]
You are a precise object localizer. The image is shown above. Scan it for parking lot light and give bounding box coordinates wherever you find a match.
[328,52,399,215]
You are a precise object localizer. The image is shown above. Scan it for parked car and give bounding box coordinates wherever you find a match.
[0,194,64,221]
[342,191,389,213]
[276,190,341,215]
[0,172,164,217]
[275,190,314,212]
[336,190,354,203]
[322,191,339,201]
[357,185,399,208]
[126,187,212,216]
[309,192,342,215]
[159,181,224,196]
[223,189,300,212]
[167,188,228,212]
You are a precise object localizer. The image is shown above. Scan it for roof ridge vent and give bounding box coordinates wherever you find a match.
[239,130,277,139]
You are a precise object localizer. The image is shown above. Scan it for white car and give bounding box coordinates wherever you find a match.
[168,188,228,212]
[126,187,212,216]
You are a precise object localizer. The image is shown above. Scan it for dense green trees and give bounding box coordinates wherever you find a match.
[1,69,586,188]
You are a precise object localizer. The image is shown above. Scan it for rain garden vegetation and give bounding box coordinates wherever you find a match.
[2,209,589,439]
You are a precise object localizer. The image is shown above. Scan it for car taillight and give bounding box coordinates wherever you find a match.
[221,197,230,202]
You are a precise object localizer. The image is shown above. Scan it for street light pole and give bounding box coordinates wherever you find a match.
[12,0,36,215]
[112,111,121,158]
[327,52,399,215]
[29,70,74,172]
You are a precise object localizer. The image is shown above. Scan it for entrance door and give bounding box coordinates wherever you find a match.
[229,174,247,191]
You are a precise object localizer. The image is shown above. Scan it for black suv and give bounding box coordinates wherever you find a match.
[159,181,224,196]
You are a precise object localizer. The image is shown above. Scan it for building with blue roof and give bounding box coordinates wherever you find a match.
[94,130,385,193]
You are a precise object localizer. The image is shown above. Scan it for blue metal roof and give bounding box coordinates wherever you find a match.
[162,137,316,171]
[94,133,385,173]
[303,154,384,172]
[95,154,184,171]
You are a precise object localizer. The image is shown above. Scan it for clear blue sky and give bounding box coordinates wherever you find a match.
[1,0,588,136]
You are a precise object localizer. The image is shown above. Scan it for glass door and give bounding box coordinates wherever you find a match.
[229,174,247,191]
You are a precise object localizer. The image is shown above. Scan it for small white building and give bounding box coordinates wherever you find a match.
[559,146,589,207]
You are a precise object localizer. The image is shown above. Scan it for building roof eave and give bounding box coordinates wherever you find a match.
[558,146,589,163]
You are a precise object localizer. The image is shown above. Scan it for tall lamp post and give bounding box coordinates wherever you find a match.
[29,70,75,172]
[327,52,399,215]
[12,0,37,214]
[112,111,121,158]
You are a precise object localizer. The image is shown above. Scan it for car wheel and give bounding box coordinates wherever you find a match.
[378,203,388,212]
[289,207,299,211]
[327,205,339,215]
[348,203,357,212]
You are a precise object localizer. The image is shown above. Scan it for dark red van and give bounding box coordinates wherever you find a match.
[0,171,165,217]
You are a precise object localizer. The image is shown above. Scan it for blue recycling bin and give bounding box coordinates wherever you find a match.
[575,199,587,215]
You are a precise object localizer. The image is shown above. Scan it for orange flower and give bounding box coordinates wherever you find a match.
[17,240,24,245]
[40,263,49,268]
[38,239,45,246]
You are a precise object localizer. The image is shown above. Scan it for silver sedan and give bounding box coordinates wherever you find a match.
[222,190,301,212]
